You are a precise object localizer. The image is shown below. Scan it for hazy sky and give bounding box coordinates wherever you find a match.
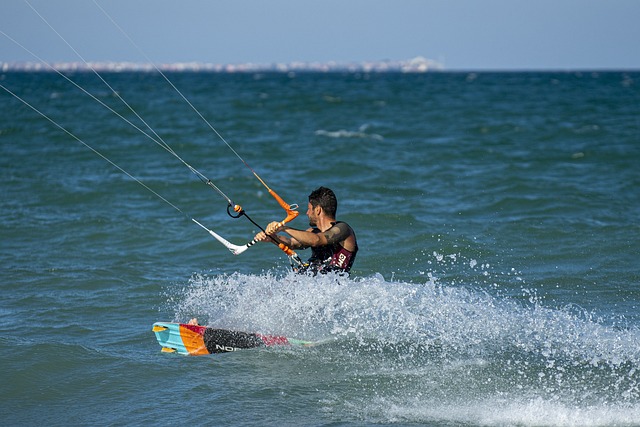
[2,0,639,70]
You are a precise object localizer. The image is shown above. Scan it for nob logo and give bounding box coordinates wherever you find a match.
[215,345,238,352]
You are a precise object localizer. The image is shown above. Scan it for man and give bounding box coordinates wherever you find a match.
[255,186,358,274]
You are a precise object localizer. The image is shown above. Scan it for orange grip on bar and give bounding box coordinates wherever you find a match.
[278,243,296,257]
[279,210,299,226]
[269,188,299,225]
[269,188,293,210]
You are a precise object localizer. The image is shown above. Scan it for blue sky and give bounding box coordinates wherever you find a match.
[2,0,639,70]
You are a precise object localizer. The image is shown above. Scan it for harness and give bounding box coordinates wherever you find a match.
[304,222,358,274]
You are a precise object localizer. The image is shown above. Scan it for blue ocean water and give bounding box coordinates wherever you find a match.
[1,70,640,426]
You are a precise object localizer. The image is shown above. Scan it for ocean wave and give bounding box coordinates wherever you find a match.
[315,124,384,141]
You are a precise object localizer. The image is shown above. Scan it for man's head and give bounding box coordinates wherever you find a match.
[308,186,337,219]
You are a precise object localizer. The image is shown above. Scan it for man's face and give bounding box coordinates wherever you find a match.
[307,202,320,227]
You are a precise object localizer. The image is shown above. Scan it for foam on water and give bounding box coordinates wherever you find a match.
[369,398,640,426]
[165,260,640,426]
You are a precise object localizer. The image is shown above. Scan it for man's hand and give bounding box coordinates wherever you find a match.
[254,221,284,242]
[265,221,284,235]
[254,231,269,242]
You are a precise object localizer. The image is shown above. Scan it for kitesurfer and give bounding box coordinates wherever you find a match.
[255,186,358,274]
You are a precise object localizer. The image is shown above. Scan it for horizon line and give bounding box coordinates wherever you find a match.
[2,59,638,74]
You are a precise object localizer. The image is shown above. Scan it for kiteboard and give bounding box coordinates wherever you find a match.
[152,322,315,355]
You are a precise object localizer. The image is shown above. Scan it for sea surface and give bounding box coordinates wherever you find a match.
[1,70,640,426]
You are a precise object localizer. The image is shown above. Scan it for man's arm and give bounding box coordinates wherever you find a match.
[276,222,351,248]
[254,229,305,249]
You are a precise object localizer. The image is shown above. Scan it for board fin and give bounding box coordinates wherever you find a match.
[153,325,168,332]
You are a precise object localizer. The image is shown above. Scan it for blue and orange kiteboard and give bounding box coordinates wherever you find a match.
[152,322,315,355]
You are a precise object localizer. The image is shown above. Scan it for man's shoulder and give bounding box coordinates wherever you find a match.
[329,221,355,238]
[332,221,353,230]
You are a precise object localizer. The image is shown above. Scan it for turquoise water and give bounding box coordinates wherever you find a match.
[2,70,640,426]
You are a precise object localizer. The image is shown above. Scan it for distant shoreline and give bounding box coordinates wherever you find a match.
[1,57,443,73]
[2,61,637,74]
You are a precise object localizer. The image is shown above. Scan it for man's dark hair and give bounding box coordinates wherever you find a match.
[308,186,337,217]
